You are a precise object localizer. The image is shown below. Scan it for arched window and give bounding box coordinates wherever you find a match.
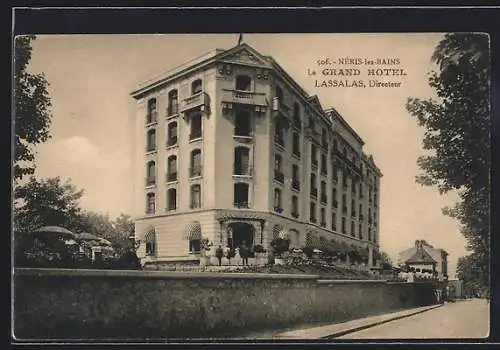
[146,192,155,214]
[147,98,157,124]
[146,129,156,152]
[234,110,251,136]
[190,114,202,140]
[191,79,202,95]
[167,155,177,182]
[167,188,177,210]
[168,89,178,115]
[190,184,201,209]
[190,149,202,177]
[234,146,250,175]
[235,75,252,91]
[234,182,249,208]
[167,121,178,146]
[145,228,156,256]
[146,161,156,185]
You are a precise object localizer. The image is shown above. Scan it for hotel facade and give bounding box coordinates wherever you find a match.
[131,43,382,264]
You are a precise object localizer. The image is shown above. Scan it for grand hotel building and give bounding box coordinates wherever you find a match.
[131,43,382,264]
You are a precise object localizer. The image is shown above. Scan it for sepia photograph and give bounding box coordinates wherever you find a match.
[12,32,491,342]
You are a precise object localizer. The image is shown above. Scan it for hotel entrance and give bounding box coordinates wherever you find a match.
[227,222,255,249]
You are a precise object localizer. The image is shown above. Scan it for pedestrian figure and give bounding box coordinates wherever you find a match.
[240,241,249,266]
[215,245,224,266]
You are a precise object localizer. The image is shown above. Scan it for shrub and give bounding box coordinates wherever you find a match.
[253,244,265,253]
[301,247,314,258]
[270,238,290,258]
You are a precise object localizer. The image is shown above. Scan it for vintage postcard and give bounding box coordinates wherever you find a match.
[12,32,491,342]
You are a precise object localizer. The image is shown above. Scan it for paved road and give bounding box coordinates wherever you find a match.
[337,298,490,339]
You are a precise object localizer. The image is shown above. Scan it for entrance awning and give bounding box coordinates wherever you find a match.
[139,225,155,241]
[183,221,202,240]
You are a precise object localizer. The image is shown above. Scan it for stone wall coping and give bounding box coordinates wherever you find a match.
[13,268,320,280]
[317,279,388,284]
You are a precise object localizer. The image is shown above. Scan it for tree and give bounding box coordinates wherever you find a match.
[13,176,85,235]
[406,33,490,294]
[14,35,53,181]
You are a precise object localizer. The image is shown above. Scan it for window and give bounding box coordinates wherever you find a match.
[234,182,249,208]
[274,120,285,146]
[190,184,201,209]
[343,147,347,157]
[333,139,338,151]
[311,144,318,166]
[351,199,356,217]
[274,188,282,212]
[342,194,347,213]
[310,173,317,197]
[168,89,178,116]
[352,179,356,194]
[332,213,337,231]
[191,79,202,95]
[292,195,299,216]
[310,202,316,223]
[320,181,327,203]
[359,223,363,239]
[292,132,300,156]
[359,203,363,219]
[332,188,338,208]
[368,228,372,241]
[276,85,284,101]
[342,173,348,188]
[369,208,372,223]
[320,208,326,227]
[146,193,155,214]
[167,155,177,182]
[190,114,202,140]
[293,102,301,129]
[236,75,251,91]
[190,149,202,177]
[234,110,251,136]
[234,146,250,175]
[274,154,284,183]
[322,129,327,147]
[359,183,364,197]
[145,230,156,256]
[167,188,177,210]
[321,153,327,174]
[332,163,338,181]
[189,239,201,253]
[167,122,178,147]
[292,164,300,191]
[351,220,355,236]
[309,117,315,130]
[147,98,157,124]
[147,129,156,152]
[341,217,346,234]
[146,161,156,186]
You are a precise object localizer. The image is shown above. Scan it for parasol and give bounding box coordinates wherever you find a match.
[32,226,77,239]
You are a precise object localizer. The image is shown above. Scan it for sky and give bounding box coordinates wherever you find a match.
[25,33,468,277]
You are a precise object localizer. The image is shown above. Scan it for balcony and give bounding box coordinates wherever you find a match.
[274,171,285,183]
[167,203,177,211]
[233,165,253,177]
[166,136,178,147]
[234,201,250,209]
[320,167,328,176]
[291,212,299,219]
[145,177,156,187]
[320,221,327,228]
[310,188,318,198]
[274,206,284,214]
[146,111,157,125]
[332,225,337,231]
[274,134,285,148]
[351,210,357,217]
[292,150,301,159]
[221,89,267,111]
[332,199,338,208]
[310,217,317,224]
[312,160,319,169]
[189,131,202,141]
[342,206,348,214]
[233,129,253,142]
[189,166,203,178]
[166,172,177,182]
[180,92,210,114]
[167,104,179,117]
[292,179,300,191]
[320,194,327,204]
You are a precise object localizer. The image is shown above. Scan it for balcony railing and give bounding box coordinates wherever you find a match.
[234,201,250,209]
[360,214,364,220]
[190,166,203,178]
[292,179,300,191]
[310,217,317,224]
[274,134,285,148]
[145,177,156,186]
[234,165,253,176]
[342,206,348,213]
[331,225,337,231]
[351,210,357,217]
[166,172,177,182]
[146,145,156,153]
[167,203,177,211]
[320,194,327,204]
[321,167,328,175]
[312,160,319,168]
[274,206,284,213]
[166,136,178,147]
[292,150,301,158]
[320,221,327,228]
[292,117,301,131]
[189,131,202,141]
[274,171,285,183]
[332,199,338,208]
[234,129,253,139]
[146,111,157,124]
[310,188,318,198]
[221,89,267,107]
[180,92,210,113]
[291,212,299,219]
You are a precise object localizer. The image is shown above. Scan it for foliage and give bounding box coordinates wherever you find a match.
[14,35,53,181]
[456,253,489,298]
[270,238,290,257]
[378,251,392,265]
[406,33,490,293]
[302,247,314,258]
[252,244,265,253]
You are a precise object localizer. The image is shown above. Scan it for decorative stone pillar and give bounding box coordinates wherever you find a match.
[368,244,373,269]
